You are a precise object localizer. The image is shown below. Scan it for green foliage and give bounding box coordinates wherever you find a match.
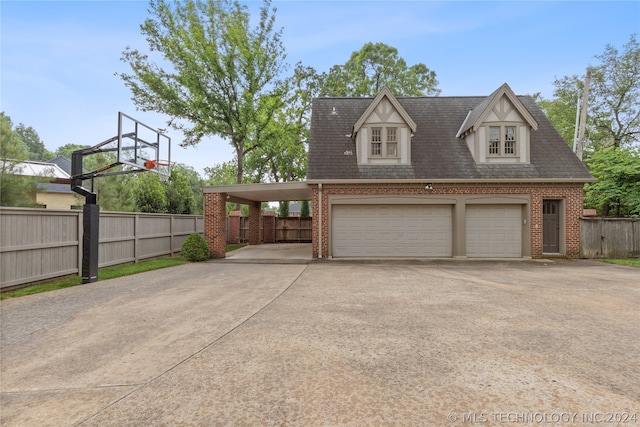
[300,200,310,217]
[166,166,195,214]
[125,165,203,214]
[204,161,239,186]
[0,257,188,300]
[131,172,168,213]
[0,112,40,207]
[599,259,640,268]
[278,200,289,217]
[181,233,210,261]
[538,34,640,152]
[535,82,581,148]
[321,42,440,97]
[15,124,54,161]
[584,148,640,217]
[589,34,640,149]
[245,63,322,183]
[118,0,286,183]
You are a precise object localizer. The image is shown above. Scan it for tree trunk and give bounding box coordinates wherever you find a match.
[235,144,243,211]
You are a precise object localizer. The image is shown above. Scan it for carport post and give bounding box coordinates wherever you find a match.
[204,192,227,258]
[248,201,261,245]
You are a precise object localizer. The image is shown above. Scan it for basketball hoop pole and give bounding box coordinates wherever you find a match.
[70,112,170,284]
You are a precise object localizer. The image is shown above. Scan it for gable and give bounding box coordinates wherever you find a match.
[484,95,527,122]
[457,83,538,138]
[361,98,407,125]
[353,86,416,133]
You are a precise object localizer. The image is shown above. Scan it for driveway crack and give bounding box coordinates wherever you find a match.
[75,264,310,426]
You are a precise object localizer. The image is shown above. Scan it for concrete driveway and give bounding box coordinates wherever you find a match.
[1,260,638,426]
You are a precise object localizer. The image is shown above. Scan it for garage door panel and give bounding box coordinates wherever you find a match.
[466,206,521,258]
[332,205,452,257]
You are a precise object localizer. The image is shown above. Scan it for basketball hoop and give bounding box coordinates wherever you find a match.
[144,159,173,183]
[144,159,173,170]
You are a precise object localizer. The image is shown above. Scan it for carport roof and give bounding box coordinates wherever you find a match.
[203,181,312,204]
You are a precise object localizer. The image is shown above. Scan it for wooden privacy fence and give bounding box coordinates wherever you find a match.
[227,216,312,244]
[0,207,204,289]
[581,218,639,258]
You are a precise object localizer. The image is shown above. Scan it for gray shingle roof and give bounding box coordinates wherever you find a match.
[43,156,73,193]
[308,93,593,181]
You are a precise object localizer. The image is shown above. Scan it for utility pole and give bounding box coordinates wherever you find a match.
[576,68,591,161]
[572,92,580,153]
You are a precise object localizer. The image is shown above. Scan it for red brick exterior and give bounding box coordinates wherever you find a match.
[312,184,584,259]
[228,210,242,244]
[204,192,227,259]
[248,202,261,245]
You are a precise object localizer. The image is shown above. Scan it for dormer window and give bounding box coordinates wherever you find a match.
[488,125,517,157]
[353,86,416,166]
[456,84,538,164]
[369,126,399,158]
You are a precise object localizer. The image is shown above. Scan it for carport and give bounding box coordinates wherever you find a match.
[203,182,313,258]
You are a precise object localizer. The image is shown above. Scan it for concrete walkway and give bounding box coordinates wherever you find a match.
[1,260,639,426]
[224,243,312,262]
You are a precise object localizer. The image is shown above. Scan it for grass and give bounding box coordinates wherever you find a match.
[598,258,640,268]
[1,257,189,300]
[2,244,245,300]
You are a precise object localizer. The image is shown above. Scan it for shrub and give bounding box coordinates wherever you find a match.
[181,233,210,261]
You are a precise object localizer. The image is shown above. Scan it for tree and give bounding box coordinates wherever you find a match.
[584,148,640,217]
[538,34,640,152]
[277,200,289,217]
[0,113,39,207]
[131,172,167,213]
[300,199,310,217]
[118,0,286,185]
[15,124,54,161]
[165,165,197,214]
[589,34,640,149]
[245,63,320,183]
[321,42,440,97]
[204,161,239,186]
[175,165,204,214]
[534,81,582,148]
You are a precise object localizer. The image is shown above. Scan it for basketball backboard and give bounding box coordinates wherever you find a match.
[117,112,171,178]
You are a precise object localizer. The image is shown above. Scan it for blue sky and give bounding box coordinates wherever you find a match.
[2,1,638,177]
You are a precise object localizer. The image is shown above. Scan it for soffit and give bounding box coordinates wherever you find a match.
[203,181,313,204]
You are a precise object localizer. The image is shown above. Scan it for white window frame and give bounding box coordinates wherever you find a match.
[487,125,517,157]
[370,126,399,158]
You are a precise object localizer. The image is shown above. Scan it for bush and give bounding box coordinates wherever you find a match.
[181,233,210,261]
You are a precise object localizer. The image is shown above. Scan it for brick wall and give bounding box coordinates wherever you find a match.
[204,192,227,259]
[314,184,584,259]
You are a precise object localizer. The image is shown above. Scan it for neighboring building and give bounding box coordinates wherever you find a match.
[37,156,83,209]
[203,83,595,259]
[4,157,82,209]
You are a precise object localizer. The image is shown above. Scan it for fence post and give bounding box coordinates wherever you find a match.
[134,213,140,263]
[77,210,83,277]
[263,211,276,243]
[228,211,242,244]
[170,215,175,257]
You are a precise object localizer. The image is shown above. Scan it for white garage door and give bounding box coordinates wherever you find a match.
[332,205,452,257]
[466,205,522,258]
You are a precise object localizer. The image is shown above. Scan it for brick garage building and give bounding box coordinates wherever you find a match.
[204,84,594,259]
